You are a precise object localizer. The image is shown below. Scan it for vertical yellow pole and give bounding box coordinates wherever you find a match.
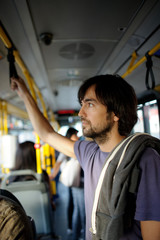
[46,144,51,175]
[3,101,8,135]
[0,101,3,136]
[23,72,42,174]
[0,100,4,173]
[33,81,51,173]
[49,145,56,195]
[35,134,42,174]
[50,146,55,167]
[2,101,10,173]
[43,142,56,174]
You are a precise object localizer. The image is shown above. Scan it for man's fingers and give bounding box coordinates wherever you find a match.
[10,77,19,90]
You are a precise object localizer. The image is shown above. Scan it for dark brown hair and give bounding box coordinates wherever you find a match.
[78,74,138,136]
[14,141,36,171]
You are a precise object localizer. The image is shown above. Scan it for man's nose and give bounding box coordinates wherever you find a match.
[78,106,85,117]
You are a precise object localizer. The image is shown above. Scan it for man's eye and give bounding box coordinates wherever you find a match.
[89,103,93,107]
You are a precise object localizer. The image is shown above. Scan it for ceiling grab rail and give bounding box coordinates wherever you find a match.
[13,51,42,174]
[7,49,42,174]
[13,51,37,101]
[122,42,160,78]
[126,51,138,71]
[0,23,43,174]
[0,25,12,48]
[14,42,55,178]
[0,23,57,184]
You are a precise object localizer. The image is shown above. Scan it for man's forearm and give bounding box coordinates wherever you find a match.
[11,77,76,158]
[23,90,54,142]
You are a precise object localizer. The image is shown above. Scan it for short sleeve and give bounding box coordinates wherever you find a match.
[135,148,160,221]
[74,140,100,168]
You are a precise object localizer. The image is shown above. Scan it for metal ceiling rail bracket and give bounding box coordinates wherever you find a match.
[122,42,160,78]
[127,51,138,71]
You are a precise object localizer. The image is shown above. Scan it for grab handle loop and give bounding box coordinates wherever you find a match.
[145,51,155,90]
[7,48,18,83]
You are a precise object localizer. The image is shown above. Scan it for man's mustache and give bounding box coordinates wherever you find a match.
[80,117,91,125]
[80,117,88,122]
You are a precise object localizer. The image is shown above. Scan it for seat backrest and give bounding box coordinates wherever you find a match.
[1,170,54,236]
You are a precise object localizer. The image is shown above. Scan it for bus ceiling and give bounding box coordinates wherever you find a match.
[0,0,160,115]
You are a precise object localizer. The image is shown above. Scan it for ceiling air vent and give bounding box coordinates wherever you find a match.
[59,42,95,60]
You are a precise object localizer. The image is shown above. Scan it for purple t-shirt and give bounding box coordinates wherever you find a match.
[74,140,160,240]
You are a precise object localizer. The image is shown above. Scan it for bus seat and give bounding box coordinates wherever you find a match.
[1,170,54,238]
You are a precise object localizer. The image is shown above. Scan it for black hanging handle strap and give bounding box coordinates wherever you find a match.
[7,48,18,83]
[145,51,155,90]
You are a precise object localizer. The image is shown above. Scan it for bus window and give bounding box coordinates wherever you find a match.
[133,106,144,133]
[133,100,160,138]
[145,100,159,138]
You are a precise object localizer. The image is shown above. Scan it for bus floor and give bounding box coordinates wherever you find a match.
[53,182,73,240]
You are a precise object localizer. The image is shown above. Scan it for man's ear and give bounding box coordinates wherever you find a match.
[113,115,119,122]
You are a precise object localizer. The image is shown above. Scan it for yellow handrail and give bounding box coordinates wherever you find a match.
[0,22,58,181]
[0,23,43,174]
[2,101,8,135]
[122,42,160,78]
[0,25,12,48]
[12,51,43,173]
[0,101,3,135]
[31,77,48,118]
[7,102,28,120]
[127,51,138,71]
[12,50,47,118]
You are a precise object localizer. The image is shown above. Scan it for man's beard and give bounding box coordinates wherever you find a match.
[81,113,114,144]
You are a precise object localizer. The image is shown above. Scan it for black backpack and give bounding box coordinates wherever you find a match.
[0,189,36,240]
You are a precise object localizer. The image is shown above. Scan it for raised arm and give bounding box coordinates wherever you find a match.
[141,221,160,240]
[10,77,76,158]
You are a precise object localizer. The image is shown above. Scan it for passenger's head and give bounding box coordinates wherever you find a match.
[78,74,138,136]
[66,127,79,141]
[14,141,36,171]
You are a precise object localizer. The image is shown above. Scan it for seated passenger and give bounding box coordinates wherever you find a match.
[11,141,37,181]
[10,141,56,210]
[0,189,35,240]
